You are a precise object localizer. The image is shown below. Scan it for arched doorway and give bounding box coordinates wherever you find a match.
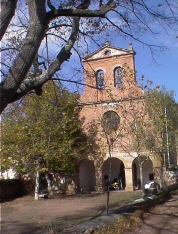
[102,157,125,189]
[132,157,153,188]
[142,158,154,185]
[78,159,96,192]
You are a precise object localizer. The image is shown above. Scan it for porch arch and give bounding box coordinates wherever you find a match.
[78,159,96,192]
[102,157,126,189]
[142,158,154,185]
[105,154,129,169]
[132,157,154,188]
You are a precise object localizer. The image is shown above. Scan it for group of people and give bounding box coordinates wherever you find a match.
[105,173,124,190]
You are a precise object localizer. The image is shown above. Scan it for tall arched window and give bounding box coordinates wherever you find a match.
[96,70,105,90]
[114,67,123,88]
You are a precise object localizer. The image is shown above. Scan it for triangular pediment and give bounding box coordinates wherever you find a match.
[83,42,135,61]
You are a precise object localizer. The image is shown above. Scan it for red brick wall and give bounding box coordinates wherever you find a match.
[79,50,144,153]
[80,53,142,104]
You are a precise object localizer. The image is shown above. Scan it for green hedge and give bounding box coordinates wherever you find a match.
[0,179,35,199]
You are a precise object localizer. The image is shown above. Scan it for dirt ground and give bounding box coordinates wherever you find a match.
[1,190,140,234]
[1,191,178,234]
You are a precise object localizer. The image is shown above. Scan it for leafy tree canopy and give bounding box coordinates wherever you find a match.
[1,82,88,176]
[145,87,178,159]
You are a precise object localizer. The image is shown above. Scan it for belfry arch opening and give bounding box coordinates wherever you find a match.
[102,157,125,189]
[78,159,96,192]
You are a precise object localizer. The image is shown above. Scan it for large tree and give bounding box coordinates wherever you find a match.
[1,82,88,199]
[1,0,178,113]
[145,87,178,168]
[116,96,152,195]
[116,84,178,193]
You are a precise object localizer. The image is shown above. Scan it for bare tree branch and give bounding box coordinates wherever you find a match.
[0,0,18,40]
[0,0,47,111]
[47,1,116,20]
[6,17,80,104]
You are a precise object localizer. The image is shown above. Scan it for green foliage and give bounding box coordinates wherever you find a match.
[1,82,88,176]
[116,85,178,161]
[117,98,149,159]
[114,83,177,193]
[145,87,178,157]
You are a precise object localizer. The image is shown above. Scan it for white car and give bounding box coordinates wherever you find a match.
[144,181,154,189]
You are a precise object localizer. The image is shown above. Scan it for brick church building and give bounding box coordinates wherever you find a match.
[77,42,156,192]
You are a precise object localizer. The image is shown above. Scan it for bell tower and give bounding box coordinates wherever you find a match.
[80,42,141,104]
[78,43,144,192]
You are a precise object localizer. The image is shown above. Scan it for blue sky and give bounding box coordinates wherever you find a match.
[60,1,178,103]
[111,37,178,103]
[62,35,178,103]
[108,1,178,103]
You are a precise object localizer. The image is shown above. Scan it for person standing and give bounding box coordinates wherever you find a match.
[118,173,123,190]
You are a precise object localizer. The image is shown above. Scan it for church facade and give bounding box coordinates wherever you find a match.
[77,42,156,192]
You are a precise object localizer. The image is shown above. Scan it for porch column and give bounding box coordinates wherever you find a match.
[125,168,134,191]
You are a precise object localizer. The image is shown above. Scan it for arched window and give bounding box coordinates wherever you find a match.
[96,70,105,90]
[114,67,123,88]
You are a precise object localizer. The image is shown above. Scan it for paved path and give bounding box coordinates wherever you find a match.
[125,194,178,234]
[60,194,178,234]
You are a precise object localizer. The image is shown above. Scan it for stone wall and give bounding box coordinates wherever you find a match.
[0,179,20,199]
[153,166,178,188]
[163,169,178,186]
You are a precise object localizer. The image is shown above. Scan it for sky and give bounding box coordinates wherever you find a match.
[111,2,178,103]
[111,36,178,102]
[60,1,178,103]
[62,34,178,103]
[111,0,178,103]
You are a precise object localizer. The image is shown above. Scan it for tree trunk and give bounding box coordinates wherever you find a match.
[0,16,79,113]
[139,163,144,196]
[0,0,47,113]
[159,156,164,189]
[106,136,112,215]
[45,172,53,196]
[53,173,60,190]
[35,167,40,200]
[0,0,18,40]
